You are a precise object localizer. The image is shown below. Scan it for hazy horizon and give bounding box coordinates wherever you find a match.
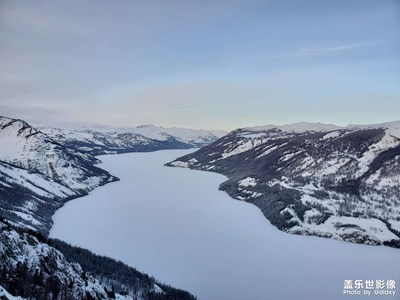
[2,113,400,133]
[1,0,399,130]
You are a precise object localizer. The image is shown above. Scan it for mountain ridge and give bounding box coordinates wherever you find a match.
[167,120,400,248]
[38,124,225,155]
[0,116,117,233]
[242,120,400,134]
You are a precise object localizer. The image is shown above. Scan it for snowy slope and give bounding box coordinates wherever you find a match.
[245,122,341,133]
[124,124,226,145]
[168,121,400,247]
[39,127,167,155]
[39,124,225,155]
[0,220,194,300]
[0,221,113,299]
[0,161,78,232]
[0,116,117,233]
[0,116,114,191]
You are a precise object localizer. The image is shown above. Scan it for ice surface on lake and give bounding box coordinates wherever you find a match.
[50,150,400,300]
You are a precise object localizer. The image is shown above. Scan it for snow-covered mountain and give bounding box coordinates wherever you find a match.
[39,124,225,155]
[0,116,206,299]
[0,116,224,233]
[244,122,341,133]
[0,219,195,299]
[124,124,226,146]
[0,116,117,233]
[0,117,115,191]
[167,121,400,248]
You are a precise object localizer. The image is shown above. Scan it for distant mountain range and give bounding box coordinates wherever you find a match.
[167,121,400,248]
[38,124,225,155]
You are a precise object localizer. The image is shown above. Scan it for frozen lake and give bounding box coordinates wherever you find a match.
[50,149,400,300]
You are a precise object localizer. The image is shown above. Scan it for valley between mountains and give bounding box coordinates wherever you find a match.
[49,149,400,300]
[0,115,222,299]
[0,115,399,299]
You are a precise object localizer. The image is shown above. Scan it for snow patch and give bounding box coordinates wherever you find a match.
[322,131,341,140]
[238,177,257,187]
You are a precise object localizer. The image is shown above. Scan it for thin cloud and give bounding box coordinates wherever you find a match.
[295,41,379,57]
[268,41,381,59]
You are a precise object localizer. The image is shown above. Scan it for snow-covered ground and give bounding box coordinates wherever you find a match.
[50,150,400,300]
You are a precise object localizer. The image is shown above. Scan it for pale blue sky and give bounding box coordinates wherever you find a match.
[0,0,399,130]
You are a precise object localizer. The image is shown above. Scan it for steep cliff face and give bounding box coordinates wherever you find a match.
[168,122,400,247]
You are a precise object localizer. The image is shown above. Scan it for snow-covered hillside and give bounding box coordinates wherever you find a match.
[0,220,195,299]
[0,116,117,233]
[0,221,117,299]
[245,122,341,133]
[125,124,226,145]
[39,124,225,155]
[167,121,400,247]
[0,117,115,191]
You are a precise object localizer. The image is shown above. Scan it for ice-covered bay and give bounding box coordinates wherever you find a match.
[50,150,400,300]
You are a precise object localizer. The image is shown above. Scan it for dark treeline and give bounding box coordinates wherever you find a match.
[0,218,82,299]
[49,238,196,300]
[0,219,196,300]
[0,261,87,300]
